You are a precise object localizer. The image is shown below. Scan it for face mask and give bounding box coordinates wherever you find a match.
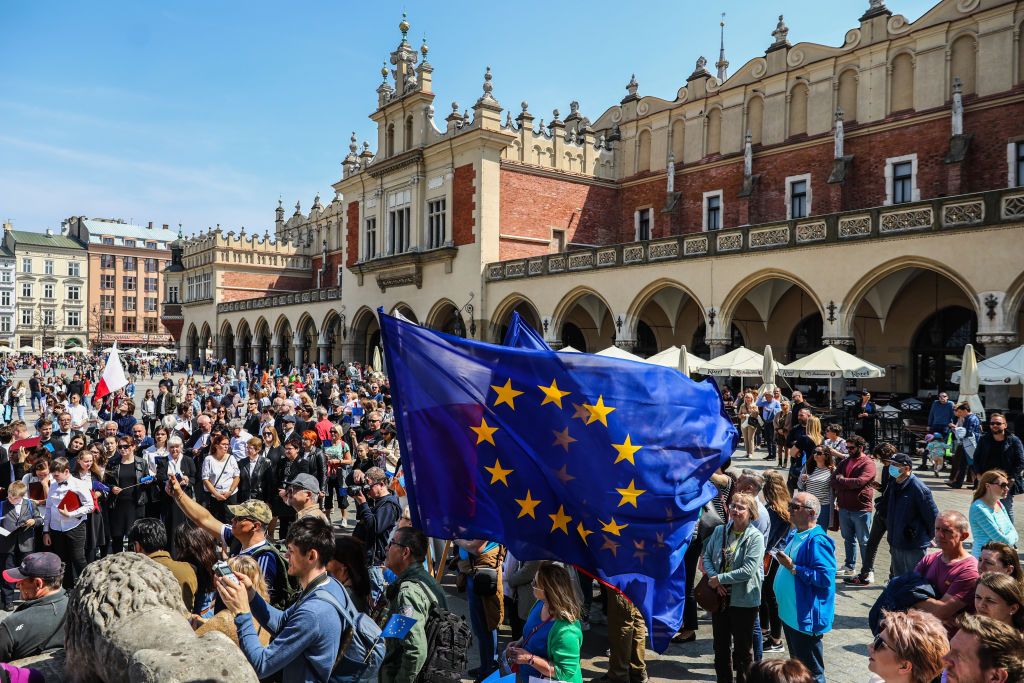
[888,465,901,478]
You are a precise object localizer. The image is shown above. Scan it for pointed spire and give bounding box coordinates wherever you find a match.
[621,74,639,103]
[398,12,410,43]
[716,13,729,81]
[475,66,500,109]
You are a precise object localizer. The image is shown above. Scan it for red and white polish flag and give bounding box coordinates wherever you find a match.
[95,343,128,400]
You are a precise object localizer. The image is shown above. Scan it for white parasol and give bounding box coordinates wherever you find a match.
[956,343,985,416]
[595,345,643,362]
[952,345,1024,385]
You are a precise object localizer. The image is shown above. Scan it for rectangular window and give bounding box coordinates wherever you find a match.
[41,309,54,326]
[145,241,157,250]
[123,276,136,290]
[43,260,53,275]
[121,317,136,333]
[66,284,81,301]
[66,310,80,328]
[893,161,913,204]
[790,180,808,219]
[1,271,10,284]
[0,291,8,307]
[101,315,115,332]
[100,295,115,311]
[101,237,114,245]
[123,256,137,270]
[1016,143,1024,188]
[100,254,115,269]
[167,285,179,304]
[20,258,30,274]
[42,283,53,299]
[144,277,158,292]
[704,192,723,231]
[0,317,10,333]
[124,239,136,248]
[387,189,412,254]
[20,282,31,298]
[123,296,136,311]
[144,258,158,273]
[427,198,446,249]
[19,309,31,327]
[552,229,566,253]
[336,265,344,288]
[635,208,652,241]
[68,261,80,277]
[100,274,115,289]
[144,297,157,312]
[364,218,377,259]
[144,317,159,333]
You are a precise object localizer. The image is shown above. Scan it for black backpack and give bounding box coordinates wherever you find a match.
[407,578,472,683]
[250,542,301,608]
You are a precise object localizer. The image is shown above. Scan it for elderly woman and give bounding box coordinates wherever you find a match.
[867,609,948,683]
[970,469,1019,555]
[503,561,583,683]
[703,492,766,683]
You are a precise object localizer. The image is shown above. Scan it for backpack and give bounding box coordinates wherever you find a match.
[314,588,385,683]
[406,578,472,683]
[249,542,300,608]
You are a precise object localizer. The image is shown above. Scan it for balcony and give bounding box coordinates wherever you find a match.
[486,188,1008,281]
[216,285,343,314]
[351,244,457,292]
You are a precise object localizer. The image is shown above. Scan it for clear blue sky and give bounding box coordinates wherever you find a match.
[0,0,937,236]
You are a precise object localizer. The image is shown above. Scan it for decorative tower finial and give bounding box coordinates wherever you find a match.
[716,13,729,81]
[622,74,639,103]
[771,15,790,46]
[177,223,183,239]
[474,66,500,109]
[398,12,409,42]
[380,62,389,82]
[349,132,358,156]
[420,36,429,57]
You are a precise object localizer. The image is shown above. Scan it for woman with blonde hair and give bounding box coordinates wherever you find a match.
[867,609,948,683]
[503,561,583,683]
[760,470,791,652]
[195,555,271,645]
[970,469,1019,556]
[737,391,760,458]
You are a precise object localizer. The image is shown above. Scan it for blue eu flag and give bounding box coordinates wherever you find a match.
[380,311,736,651]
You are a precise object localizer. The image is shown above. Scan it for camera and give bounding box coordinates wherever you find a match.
[213,560,238,584]
[346,484,367,495]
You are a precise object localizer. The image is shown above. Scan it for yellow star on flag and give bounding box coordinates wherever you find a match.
[570,403,590,422]
[583,395,615,426]
[515,490,542,519]
[576,522,594,544]
[484,458,513,486]
[548,505,572,534]
[611,435,642,465]
[554,464,575,484]
[600,517,629,536]
[490,379,523,410]
[470,417,498,446]
[601,535,620,557]
[551,427,576,452]
[615,479,647,508]
[538,379,571,409]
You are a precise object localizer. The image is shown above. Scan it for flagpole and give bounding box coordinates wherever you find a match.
[433,540,451,582]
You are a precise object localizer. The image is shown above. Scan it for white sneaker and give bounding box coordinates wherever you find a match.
[836,567,855,577]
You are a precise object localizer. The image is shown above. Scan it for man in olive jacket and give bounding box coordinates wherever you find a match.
[381,527,448,683]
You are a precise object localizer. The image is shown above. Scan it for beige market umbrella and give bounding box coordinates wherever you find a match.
[595,345,643,362]
[17,346,36,354]
[693,346,765,377]
[759,345,778,395]
[557,346,581,354]
[645,345,705,375]
[956,343,985,416]
[371,346,383,373]
[952,345,1024,385]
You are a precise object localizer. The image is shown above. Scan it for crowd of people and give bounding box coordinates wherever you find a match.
[0,357,1018,683]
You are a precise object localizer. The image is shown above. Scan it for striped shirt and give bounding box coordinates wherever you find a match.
[801,466,833,507]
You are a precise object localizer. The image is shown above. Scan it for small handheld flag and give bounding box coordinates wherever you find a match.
[381,613,417,639]
[95,343,128,400]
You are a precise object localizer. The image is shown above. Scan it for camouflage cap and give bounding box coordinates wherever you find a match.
[226,499,273,525]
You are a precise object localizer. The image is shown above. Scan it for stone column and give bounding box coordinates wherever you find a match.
[978,335,1018,410]
[318,343,331,367]
[293,344,305,369]
[272,344,283,367]
[707,339,730,359]
[234,344,247,366]
[252,345,263,366]
[339,341,360,365]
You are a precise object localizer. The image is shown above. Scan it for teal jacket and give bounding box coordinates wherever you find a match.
[702,522,765,608]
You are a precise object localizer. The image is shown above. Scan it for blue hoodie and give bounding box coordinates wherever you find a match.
[235,573,350,683]
[773,525,836,636]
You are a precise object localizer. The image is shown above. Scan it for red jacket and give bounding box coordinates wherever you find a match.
[831,453,877,512]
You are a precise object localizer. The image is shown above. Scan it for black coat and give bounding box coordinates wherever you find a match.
[104,456,150,508]
[238,456,276,505]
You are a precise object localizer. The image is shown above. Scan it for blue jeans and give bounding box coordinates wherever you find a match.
[890,547,926,578]
[816,503,831,529]
[467,575,497,672]
[753,614,763,662]
[783,623,824,683]
[838,509,871,571]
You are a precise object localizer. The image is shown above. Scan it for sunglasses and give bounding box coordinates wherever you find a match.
[871,635,891,653]
[991,481,1011,489]
[118,444,132,449]
[788,503,813,511]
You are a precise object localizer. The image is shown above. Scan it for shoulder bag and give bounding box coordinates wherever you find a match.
[694,529,729,614]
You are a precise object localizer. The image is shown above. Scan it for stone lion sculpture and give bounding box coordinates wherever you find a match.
[65,552,258,683]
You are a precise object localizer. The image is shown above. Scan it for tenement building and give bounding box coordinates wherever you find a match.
[165,0,1024,409]
[63,217,175,350]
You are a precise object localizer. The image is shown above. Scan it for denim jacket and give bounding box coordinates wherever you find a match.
[702,521,765,608]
